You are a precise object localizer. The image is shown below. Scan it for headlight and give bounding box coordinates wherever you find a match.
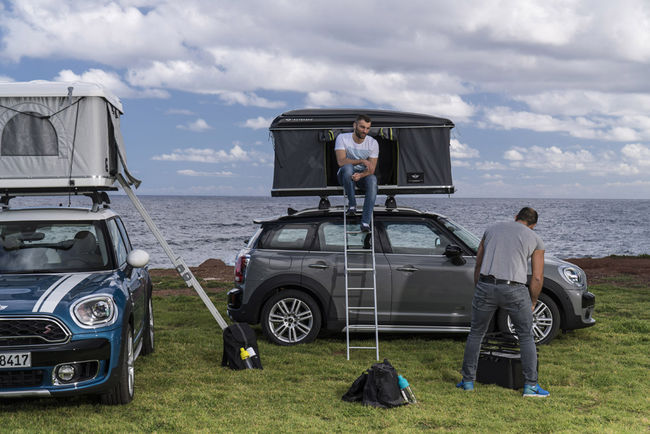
[71,295,117,328]
[560,265,584,287]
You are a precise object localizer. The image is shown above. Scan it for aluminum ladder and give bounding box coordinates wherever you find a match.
[343,195,379,360]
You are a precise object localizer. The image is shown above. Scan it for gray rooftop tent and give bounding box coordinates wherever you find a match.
[0,81,139,190]
[270,109,455,198]
[0,81,228,329]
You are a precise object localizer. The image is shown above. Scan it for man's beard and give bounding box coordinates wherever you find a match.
[354,128,366,140]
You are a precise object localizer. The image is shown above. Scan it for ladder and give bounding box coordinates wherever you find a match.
[117,174,228,330]
[343,195,379,361]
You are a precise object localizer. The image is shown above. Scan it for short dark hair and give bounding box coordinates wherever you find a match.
[516,207,538,225]
[356,114,371,123]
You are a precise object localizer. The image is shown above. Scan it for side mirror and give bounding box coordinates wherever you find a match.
[444,245,466,266]
[125,249,150,277]
[127,249,150,268]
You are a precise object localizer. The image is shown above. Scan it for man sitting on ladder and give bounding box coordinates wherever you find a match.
[335,114,379,232]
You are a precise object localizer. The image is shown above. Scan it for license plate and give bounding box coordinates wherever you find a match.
[0,352,32,368]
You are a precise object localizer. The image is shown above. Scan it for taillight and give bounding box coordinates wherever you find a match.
[235,254,250,283]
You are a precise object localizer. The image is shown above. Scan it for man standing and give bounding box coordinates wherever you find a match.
[457,207,550,397]
[335,114,378,232]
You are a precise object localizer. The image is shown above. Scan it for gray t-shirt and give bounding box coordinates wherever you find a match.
[479,221,545,284]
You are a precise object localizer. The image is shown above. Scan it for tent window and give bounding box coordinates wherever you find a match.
[1,112,58,156]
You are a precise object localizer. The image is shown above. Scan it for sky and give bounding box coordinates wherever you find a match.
[1,0,649,199]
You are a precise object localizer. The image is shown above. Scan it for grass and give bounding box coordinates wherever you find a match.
[1,281,649,432]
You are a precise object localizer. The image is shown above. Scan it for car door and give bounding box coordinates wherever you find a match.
[302,219,391,326]
[107,218,146,342]
[381,218,475,326]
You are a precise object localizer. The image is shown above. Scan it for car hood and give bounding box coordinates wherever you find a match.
[0,272,118,314]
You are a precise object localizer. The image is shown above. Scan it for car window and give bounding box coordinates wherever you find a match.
[114,217,133,251]
[439,217,480,253]
[259,224,312,250]
[0,220,111,273]
[383,221,452,255]
[107,219,129,266]
[317,221,369,252]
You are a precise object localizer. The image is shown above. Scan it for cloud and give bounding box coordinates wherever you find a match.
[502,143,650,175]
[153,145,249,163]
[475,161,508,171]
[54,69,168,99]
[176,118,212,132]
[0,76,14,83]
[621,143,650,167]
[218,91,284,108]
[152,144,273,165]
[242,116,272,130]
[483,106,650,141]
[177,169,234,177]
[166,108,195,116]
[450,139,480,159]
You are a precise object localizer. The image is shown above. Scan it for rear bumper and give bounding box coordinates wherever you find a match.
[227,288,258,324]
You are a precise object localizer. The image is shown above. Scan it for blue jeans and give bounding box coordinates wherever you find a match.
[460,281,538,386]
[337,164,377,226]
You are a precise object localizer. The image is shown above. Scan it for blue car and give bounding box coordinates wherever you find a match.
[0,206,154,404]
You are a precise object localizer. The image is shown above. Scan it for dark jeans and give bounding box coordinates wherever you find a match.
[337,164,377,226]
[460,281,538,386]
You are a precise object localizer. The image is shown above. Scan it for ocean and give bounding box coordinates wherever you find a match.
[9,195,650,267]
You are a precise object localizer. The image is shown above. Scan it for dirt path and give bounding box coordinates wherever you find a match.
[148,256,650,294]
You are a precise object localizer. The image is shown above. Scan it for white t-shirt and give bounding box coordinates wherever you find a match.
[334,132,379,172]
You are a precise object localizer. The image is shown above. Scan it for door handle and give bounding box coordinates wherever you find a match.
[397,266,419,272]
[308,263,329,269]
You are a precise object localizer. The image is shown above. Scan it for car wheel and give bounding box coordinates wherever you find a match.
[142,296,155,355]
[101,324,135,405]
[261,290,321,346]
[497,292,561,345]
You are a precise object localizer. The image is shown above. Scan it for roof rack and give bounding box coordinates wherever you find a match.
[0,186,116,212]
[317,194,398,210]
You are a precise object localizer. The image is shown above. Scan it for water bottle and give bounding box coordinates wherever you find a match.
[240,347,253,369]
[398,375,417,404]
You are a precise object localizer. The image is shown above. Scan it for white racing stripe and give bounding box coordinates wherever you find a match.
[32,275,71,313]
[37,273,92,313]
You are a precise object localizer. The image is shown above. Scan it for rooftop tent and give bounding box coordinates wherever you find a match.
[0,81,140,190]
[269,109,455,197]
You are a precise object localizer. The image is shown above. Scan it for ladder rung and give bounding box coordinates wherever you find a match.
[347,248,372,252]
[347,325,378,330]
[349,346,378,350]
[347,267,374,272]
[348,306,375,311]
[347,287,375,291]
[346,230,369,234]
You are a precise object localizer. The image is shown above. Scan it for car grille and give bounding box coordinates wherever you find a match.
[0,318,70,347]
[0,369,45,388]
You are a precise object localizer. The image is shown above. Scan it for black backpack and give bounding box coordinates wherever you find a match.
[342,359,405,408]
[221,323,263,370]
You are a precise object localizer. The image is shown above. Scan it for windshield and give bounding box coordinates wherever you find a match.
[0,221,112,274]
[439,217,481,253]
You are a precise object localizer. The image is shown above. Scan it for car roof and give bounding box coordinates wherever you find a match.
[254,205,446,224]
[0,207,118,222]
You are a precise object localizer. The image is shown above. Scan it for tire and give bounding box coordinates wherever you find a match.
[497,292,561,345]
[261,290,322,346]
[101,324,135,405]
[141,296,155,355]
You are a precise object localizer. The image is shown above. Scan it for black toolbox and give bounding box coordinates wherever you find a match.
[476,333,537,390]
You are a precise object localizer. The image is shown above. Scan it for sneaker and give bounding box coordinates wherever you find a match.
[360,223,371,233]
[346,207,356,217]
[456,380,474,391]
[523,383,550,398]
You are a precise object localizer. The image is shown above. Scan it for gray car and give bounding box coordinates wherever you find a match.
[227,206,595,345]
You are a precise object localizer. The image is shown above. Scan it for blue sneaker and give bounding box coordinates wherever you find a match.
[456,380,474,391]
[523,383,550,398]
